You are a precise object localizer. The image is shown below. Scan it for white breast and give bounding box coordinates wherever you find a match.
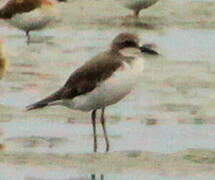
[7,6,58,32]
[119,0,159,9]
[64,52,144,111]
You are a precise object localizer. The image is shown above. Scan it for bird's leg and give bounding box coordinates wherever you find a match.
[91,174,96,180]
[134,9,140,18]
[26,31,30,45]
[91,174,104,180]
[91,110,97,153]
[100,108,110,152]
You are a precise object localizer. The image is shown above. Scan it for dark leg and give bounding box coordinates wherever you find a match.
[100,108,110,152]
[26,31,30,45]
[100,174,104,180]
[91,110,97,153]
[134,9,140,18]
[91,174,96,180]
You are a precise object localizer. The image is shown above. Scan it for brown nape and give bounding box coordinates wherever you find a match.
[0,0,42,19]
[111,33,139,51]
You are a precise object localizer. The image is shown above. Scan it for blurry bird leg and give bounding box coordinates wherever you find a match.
[100,108,110,152]
[26,31,30,45]
[134,10,140,18]
[92,110,97,152]
[91,174,96,180]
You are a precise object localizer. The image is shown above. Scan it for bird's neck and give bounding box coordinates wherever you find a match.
[119,48,144,72]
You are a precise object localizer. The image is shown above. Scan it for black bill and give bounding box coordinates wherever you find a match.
[140,44,159,55]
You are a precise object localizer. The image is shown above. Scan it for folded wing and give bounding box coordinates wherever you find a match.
[26,51,123,111]
[0,0,42,19]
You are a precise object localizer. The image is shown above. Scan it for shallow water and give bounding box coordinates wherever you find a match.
[1,0,215,179]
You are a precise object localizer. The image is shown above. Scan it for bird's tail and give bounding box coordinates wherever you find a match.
[26,91,62,111]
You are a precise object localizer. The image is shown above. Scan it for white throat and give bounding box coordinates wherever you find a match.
[119,47,142,58]
[119,47,144,73]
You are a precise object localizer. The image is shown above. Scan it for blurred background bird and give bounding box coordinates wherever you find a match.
[0,0,65,44]
[119,0,160,17]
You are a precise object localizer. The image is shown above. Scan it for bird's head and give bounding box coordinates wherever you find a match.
[111,33,159,57]
[111,33,139,52]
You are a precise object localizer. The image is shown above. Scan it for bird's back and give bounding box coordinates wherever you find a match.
[26,50,123,111]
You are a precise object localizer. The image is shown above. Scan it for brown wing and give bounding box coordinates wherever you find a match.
[26,51,123,111]
[59,51,123,99]
[0,0,42,19]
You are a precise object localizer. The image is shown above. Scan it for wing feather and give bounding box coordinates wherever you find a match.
[26,51,123,111]
[0,0,42,19]
[60,51,123,99]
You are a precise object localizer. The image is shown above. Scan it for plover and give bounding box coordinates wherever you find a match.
[0,40,8,79]
[26,33,158,152]
[0,0,62,43]
[119,0,160,17]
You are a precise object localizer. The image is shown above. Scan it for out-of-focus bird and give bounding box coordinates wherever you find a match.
[0,0,64,43]
[119,0,160,17]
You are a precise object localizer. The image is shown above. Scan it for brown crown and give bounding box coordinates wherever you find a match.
[111,33,139,51]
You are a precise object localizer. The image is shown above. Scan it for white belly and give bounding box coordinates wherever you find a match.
[63,57,144,111]
[120,0,159,10]
[7,7,58,32]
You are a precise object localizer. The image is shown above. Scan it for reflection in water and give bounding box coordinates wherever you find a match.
[91,174,104,180]
[121,21,156,30]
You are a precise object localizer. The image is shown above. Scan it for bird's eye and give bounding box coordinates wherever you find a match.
[122,40,137,48]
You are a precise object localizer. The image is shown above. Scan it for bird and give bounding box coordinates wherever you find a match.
[119,0,160,18]
[0,39,8,79]
[26,32,159,153]
[0,0,63,44]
